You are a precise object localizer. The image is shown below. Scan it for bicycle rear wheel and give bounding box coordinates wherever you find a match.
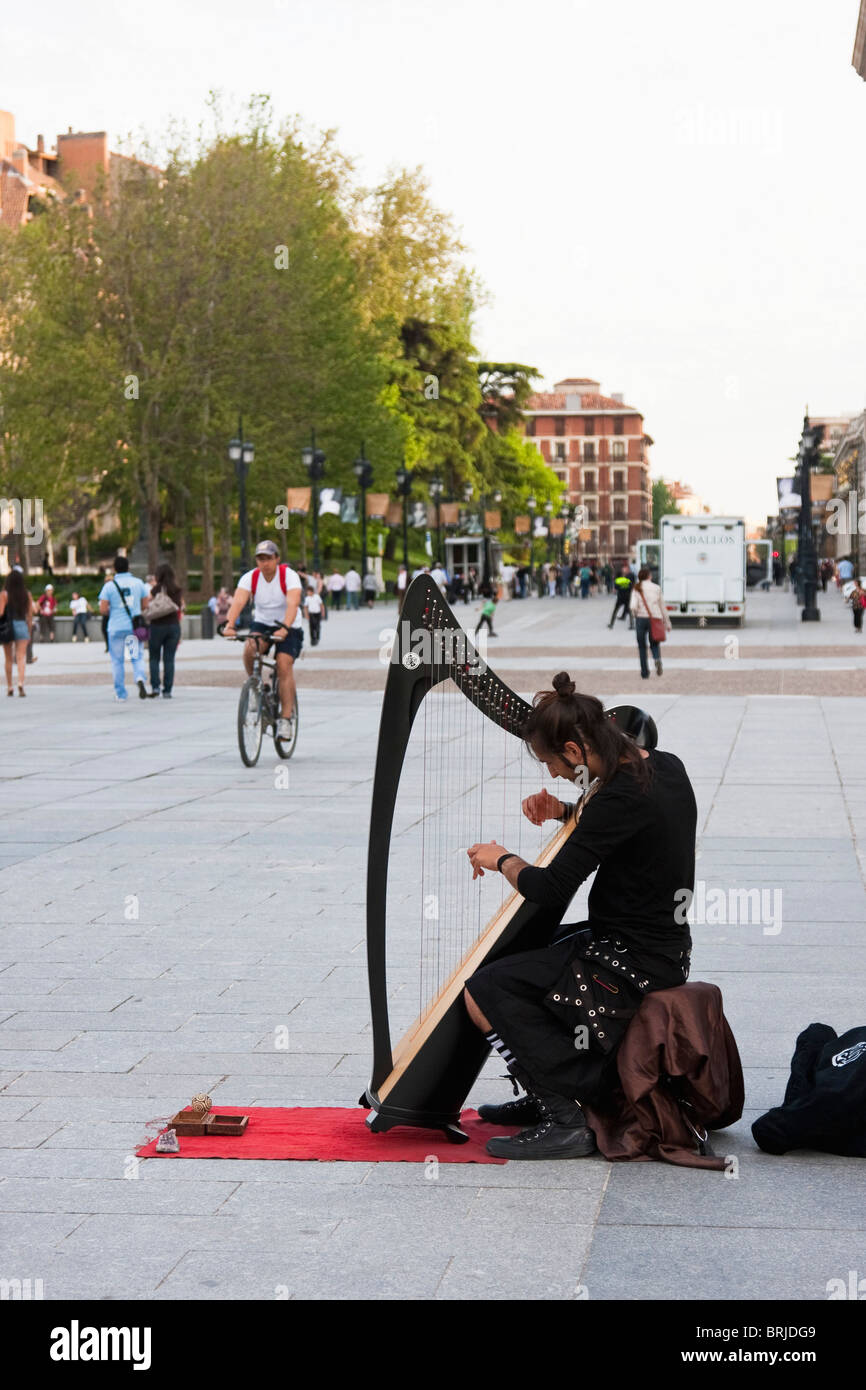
[238,677,264,766]
[274,692,299,760]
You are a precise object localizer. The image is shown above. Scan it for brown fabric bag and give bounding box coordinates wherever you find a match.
[582,981,744,1169]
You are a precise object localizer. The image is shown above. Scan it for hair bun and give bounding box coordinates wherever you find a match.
[552,671,576,698]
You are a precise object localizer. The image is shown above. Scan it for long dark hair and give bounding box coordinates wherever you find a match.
[635,565,651,594]
[521,672,650,788]
[153,563,182,605]
[4,569,29,621]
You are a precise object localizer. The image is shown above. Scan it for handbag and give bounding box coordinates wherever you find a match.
[112,578,148,641]
[0,604,13,644]
[144,589,180,623]
[639,586,667,643]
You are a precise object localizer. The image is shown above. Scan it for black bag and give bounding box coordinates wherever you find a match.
[0,607,13,644]
[752,1023,866,1156]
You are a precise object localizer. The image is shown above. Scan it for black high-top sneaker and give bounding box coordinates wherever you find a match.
[477,1093,544,1126]
[485,1092,597,1160]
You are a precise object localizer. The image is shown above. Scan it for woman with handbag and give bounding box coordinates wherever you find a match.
[146,564,183,698]
[630,566,671,679]
[0,570,34,696]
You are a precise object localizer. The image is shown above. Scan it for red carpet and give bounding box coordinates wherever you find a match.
[136,1106,519,1163]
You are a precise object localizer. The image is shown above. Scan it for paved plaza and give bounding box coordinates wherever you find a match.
[1,585,865,1300]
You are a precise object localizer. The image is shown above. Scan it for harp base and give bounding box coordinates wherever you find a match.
[360,1089,470,1144]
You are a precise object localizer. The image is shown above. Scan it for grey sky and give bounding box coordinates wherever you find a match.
[3,0,863,522]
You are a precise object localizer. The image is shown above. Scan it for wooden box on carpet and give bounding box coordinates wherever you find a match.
[170,1110,249,1137]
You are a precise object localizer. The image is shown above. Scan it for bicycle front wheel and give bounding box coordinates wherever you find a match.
[238,677,264,766]
[274,693,299,760]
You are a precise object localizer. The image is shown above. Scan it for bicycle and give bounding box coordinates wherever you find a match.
[222,629,299,767]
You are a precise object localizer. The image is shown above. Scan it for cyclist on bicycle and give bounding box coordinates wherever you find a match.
[223,539,302,739]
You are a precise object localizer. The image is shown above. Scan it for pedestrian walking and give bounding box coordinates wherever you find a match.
[98,555,150,702]
[146,563,183,698]
[326,568,346,611]
[608,566,634,628]
[846,580,866,633]
[70,592,91,641]
[0,569,33,696]
[601,561,614,594]
[304,584,324,645]
[362,569,381,608]
[344,565,361,611]
[37,584,57,641]
[214,587,232,625]
[630,566,671,678]
[579,563,592,599]
[475,593,499,638]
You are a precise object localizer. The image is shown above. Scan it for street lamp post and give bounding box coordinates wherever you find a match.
[227,417,255,577]
[544,500,554,562]
[301,430,326,574]
[560,504,571,564]
[429,475,444,562]
[396,464,413,572]
[353,443,373,582]
[527,494,537,589]
[798,416,823,623]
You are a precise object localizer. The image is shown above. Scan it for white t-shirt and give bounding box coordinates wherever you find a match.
[305,593,324,615]
[70,597,88,616]
[327,573,346,592]
[240,567,303,628]
[344,570,361,592]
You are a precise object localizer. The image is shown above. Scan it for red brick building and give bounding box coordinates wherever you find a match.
[522,377,654,564]
[0,109,153,228]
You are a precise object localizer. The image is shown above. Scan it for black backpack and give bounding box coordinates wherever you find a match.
[752,1023,866,1156]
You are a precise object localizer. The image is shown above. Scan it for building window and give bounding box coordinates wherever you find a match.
[526,418,536,437]
[613,499,626,521]
[584,442,596,462]
[584,416,595,436]
[583,469,596,490]
[554,416,565,436]
[612,441,625,461]
[554,441,567,462]
[613,470,625,491]
[613,416,624,435]
[614,527,628,553]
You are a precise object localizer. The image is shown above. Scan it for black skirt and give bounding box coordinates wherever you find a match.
[466,927,689,1105]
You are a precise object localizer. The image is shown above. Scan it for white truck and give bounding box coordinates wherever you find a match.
[637,516,749,626]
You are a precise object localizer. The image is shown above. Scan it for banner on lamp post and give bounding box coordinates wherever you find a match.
[287,487,311,516]
[318,487,342,518]
[340,495,359,524]
[549,517,565,536]
[439,501,459,527]
[366,493,389,521]
[386,501,403,527]
[484,509,501,531]
[514,515,530,535]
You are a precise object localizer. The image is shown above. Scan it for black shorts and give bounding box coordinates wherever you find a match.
[249,621,303,659]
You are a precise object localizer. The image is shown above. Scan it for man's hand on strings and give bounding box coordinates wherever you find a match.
[467,840,507,879]
[522,789,566,825]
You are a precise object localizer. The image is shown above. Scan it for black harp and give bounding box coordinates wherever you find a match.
[360,574,657,1143]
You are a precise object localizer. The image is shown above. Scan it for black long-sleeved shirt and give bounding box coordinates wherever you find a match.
[516,749,696,963]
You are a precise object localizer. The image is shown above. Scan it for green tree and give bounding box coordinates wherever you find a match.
[652,479,681,532]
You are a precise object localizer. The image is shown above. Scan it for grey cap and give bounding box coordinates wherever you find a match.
[254,540,279,557]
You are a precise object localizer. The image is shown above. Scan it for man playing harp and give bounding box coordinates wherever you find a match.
[465,673,697,1160]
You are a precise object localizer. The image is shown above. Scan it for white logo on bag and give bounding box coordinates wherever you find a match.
[831,1041,866,1068]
